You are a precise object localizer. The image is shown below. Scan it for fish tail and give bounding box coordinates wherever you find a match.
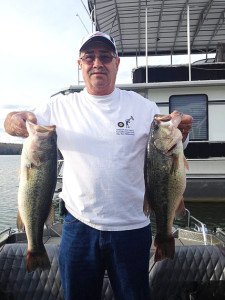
[27,246,51,273]
[154,234,175,262]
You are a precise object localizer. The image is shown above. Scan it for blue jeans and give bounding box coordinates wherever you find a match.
[59,212,152,300]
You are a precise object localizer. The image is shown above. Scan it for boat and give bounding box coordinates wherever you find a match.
[0,201,225,299]
[55,0,225,203]
[1,1,225,299]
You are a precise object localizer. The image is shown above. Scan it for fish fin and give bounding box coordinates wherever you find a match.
[27,246,51,273]
[183,156,189,170]
[154,234,175,262]
[143,192,151,217]
[25,162,34,180]
[170,154,179,174]
[45,204,55,228]
[143,190,154,217]
[175,197,186,220]
[17,211,25,231]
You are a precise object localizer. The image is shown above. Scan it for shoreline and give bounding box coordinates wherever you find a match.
[0,143,22,155]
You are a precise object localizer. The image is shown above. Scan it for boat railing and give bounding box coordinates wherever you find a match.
[57,159,64,180]
[215,228,225,243]
[0,227,16,246]
[0,227,16,237]
[185,209,208,245]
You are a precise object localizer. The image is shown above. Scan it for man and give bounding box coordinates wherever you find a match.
[4,31,193,300]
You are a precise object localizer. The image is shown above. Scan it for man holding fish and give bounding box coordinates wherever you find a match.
[4,31,193,300]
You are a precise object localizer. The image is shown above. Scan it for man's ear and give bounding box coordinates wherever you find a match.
[78,59,82,68]
[115,57,120,71]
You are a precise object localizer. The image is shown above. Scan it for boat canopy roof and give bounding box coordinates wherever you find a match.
[87,0,225,57]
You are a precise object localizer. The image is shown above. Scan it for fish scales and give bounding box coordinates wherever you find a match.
[144,113,187,262]
[17,121,58,272]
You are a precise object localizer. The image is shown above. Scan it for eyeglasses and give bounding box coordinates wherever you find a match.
[80,54,117,65]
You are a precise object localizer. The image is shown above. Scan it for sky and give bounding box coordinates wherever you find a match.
[0,0,214,144]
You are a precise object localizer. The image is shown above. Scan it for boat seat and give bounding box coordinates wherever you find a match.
[149,245,225,299]
[0,243,63,300]
[0,244,224,299]
[0,243,113,300]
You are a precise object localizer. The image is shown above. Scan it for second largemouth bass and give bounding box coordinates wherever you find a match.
[144,112,188,262]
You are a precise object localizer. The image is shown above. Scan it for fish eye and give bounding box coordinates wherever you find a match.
[154,123,159,131]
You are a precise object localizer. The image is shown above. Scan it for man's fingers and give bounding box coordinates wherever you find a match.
[24,112,37,124]
[181,115,194,124]
[4,111,37,137]
[173,112,193,142]
[10,114,28,137]
[178,123,193,131]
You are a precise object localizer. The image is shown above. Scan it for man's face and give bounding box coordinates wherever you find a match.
[78,42,120,95]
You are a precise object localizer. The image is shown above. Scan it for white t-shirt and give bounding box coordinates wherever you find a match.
[32,87,160,231]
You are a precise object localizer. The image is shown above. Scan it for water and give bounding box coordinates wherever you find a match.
[0,155,20,231]
[0,155,62,232]
[0,155,224,232]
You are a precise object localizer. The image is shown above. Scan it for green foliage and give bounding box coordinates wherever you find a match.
[0,143,22,155]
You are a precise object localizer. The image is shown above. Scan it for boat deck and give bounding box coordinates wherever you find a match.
[41,224,212,260]
[2,222,224,260]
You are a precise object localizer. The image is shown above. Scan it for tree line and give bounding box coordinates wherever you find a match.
[0,143,23,155]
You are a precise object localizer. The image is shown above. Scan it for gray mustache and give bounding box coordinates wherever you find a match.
[89,69,108,76]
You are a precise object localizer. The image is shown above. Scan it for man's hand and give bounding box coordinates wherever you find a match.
[172,110,193,142]
[4,111,37,137]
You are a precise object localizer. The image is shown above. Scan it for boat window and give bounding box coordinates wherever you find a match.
[169,94,208,141]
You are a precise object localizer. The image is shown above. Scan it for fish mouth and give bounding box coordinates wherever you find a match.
[154,112,182,123]
[35,125,56,133]
[154,113,182,129]
[26,121,56,142]
[26,121,56,133]
[154,114,172,122]
[168,143,177,153]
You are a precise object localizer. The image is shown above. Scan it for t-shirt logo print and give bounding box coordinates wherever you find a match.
[116,116,135,136]
[125,116,134,128]
[118,121,124,127]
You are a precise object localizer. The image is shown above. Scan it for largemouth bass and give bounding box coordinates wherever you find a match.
[144,112,188,262]
[17,121,57,272]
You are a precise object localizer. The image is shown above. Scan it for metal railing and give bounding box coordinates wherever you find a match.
[0,227,14,236]
[185,208,208,245]
[57,159,64,181]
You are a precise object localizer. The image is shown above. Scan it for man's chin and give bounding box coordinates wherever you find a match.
[91,77,107,86]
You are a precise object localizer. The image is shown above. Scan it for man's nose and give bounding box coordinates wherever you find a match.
[93,56,104,67]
